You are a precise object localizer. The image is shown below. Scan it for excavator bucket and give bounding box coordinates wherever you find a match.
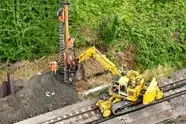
[143,78,164,104]
[75,63,85,81]
[96,100,112,117]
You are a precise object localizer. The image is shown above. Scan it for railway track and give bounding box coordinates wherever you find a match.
[41,77,186,124]
[40,105,101,124]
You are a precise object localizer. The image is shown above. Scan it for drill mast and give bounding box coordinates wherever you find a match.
[57,3,76,83]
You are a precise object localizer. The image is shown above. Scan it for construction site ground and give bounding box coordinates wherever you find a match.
[0,71,79,124]
[0,53,186,124]
[0,52,113,124]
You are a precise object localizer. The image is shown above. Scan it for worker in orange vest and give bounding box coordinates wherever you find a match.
[64,50,75,69]
[49,61,57,74]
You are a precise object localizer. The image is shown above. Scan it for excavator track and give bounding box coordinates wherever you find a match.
[111,100,140,115]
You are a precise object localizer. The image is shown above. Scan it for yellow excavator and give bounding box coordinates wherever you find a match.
[75,47,164,117]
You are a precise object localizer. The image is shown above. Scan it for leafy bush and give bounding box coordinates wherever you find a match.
[1,0,186,70]
[96,0,186,69]
[99,14,122,46]
[0,0,59,62]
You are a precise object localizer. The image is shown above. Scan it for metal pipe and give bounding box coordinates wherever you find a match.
[64,4,69,48]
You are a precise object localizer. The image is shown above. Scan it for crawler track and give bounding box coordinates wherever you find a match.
[42,77,186,124]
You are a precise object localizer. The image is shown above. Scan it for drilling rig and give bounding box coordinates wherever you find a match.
[57,2,79,84]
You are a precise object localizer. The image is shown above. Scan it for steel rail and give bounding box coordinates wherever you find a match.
[40,105,99,124]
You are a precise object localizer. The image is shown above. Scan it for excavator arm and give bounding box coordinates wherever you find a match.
[77,47,121,76]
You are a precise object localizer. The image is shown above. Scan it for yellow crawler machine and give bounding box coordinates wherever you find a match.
[75,46,164,118]
[96,74,163,117]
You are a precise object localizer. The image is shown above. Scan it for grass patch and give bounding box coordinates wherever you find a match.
[0,54,58,83]
[142,65,176,82]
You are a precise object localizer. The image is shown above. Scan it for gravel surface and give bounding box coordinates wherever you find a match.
[0,71,79,124]
[158,69,186,123]
[168,69,186,118]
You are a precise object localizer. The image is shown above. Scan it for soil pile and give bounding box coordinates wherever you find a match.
[0,71,79,124]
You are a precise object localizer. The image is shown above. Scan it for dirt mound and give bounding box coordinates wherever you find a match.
[75,58,113,92]
[0,71,79,124]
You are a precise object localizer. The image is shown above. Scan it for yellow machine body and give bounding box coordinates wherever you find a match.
[143,78,164,104]
[108,70,145,102]
[96,73,163,117]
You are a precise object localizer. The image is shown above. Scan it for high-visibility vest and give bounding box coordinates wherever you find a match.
[49,61,57,71]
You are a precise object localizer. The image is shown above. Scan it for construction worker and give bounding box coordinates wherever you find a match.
[67,37,75,49]
[64,50,75,69]
[49,61,57,74]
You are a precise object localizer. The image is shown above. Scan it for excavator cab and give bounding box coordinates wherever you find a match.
[109,71,145,102]
[119,84,128,97]
[109,75,129,98]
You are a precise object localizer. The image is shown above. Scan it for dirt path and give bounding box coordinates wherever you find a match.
[0,71,79,124]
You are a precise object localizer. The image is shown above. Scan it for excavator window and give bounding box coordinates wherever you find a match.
[119,85,127,96]
[120,85,125,91]
[113,75,121,82]
[112,82,119,92]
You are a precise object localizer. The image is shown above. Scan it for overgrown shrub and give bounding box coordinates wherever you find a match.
[1,0,186,70]
[0,0,60,62]
[97,0,186,69]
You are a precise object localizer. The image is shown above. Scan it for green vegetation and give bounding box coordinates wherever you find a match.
[1,0,186,70]
[0,0,59,62]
